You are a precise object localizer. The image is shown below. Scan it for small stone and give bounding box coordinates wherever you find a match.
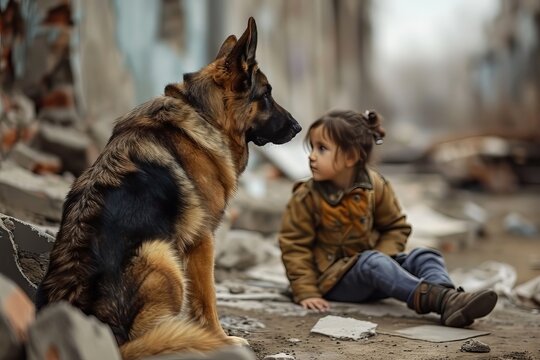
[263,353,295,360]
[460,339,491,353]
[228,285,245,294]
[287,338,301,344]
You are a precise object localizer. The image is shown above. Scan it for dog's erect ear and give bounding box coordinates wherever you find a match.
[164,83,183,98]
[226,17,258,69]
[215,35,238,60]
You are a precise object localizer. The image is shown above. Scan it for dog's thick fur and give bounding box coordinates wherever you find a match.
[35,18,300,359]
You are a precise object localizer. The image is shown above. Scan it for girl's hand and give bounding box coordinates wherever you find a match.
[299,297,330,312]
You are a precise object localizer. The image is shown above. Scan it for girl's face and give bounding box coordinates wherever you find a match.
[308,125,357,189]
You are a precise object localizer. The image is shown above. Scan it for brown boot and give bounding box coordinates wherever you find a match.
[410,282,498,327]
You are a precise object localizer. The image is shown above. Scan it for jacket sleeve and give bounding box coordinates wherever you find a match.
[372,175,412,256]
[278,184,322,303]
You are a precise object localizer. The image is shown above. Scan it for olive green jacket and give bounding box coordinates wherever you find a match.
[278,168,412,303]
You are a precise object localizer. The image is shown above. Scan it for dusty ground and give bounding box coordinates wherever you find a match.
[220,304,538,360]
[2,173,540,359]
[217,185,540,360]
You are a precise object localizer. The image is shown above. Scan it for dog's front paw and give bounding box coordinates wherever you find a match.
[227,335,249,346]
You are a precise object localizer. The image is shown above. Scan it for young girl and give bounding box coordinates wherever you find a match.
[278,110,497,327]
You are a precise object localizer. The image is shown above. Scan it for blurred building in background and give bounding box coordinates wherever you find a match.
[472,0,540,133]
[0,0,538,182]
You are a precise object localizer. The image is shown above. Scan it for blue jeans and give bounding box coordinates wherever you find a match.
[325,248,454,308]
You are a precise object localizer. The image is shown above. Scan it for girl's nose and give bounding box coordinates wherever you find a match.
[309,151,316,161]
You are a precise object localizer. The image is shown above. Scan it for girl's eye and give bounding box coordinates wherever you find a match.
[318,145,326,152]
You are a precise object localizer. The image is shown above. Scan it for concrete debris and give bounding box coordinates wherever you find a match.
[215,230,278,270]
[287,338,301,344]
[218,293,290,302]
[246,261,290,288]
[220,315,266,332]
[228,285,246,294]
[230,177,293,234]
[39,107,80,126]
[8,142,62,174]
[0,214,54,298]
[262,353,295,360]
[497,351,534,360]
[382,325,489,343]
[310,315,377,340]
[514,275,540,306]
[424,135,540,193]
[450,261,516,296]
[462,201,488,229]
[256,140,310,181]
[37,123,92,176]
[216,280,290,302]
[0,162,71,221]
[503,212,538,237]
[460,338,491,353]
[217,299,308,317]
[405,204,475,252]
[0,93,37,152]
[218,292,437,320]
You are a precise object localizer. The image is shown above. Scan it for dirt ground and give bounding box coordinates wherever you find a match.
[2,175,540,359]
[217,185,540,360]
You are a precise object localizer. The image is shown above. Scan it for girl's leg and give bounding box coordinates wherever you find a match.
[397,248,454,288]
[325,250,421,303]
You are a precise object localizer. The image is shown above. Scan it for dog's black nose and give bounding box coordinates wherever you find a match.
[292,121,302,133]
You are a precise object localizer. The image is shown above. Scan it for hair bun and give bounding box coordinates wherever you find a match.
[365,110,378,125]
[363,110,386,145]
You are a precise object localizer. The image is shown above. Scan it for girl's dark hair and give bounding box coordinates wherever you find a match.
[304,109,386,163]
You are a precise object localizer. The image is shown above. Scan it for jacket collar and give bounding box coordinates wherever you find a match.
[313,167,373,206]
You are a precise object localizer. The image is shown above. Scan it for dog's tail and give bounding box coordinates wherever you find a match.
[120,318,234,360]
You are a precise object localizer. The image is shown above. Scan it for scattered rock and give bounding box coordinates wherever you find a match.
[498,351,534,360]
[263,353,295,360]
[460,338,490,353]
[504,212,538,237]
[215,229,277,270]
[220,315,266,332]
[9,142,62,174]
[37,123,91,176]
[229,285,246,294]
[0,162,71,221]
[0,214,54,297]
[287,338,301,344]
[310,315,377,340]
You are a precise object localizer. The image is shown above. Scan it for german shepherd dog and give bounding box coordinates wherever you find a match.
[36,18,301,359]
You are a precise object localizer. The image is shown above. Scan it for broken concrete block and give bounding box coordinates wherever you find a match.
[8,142,62,174]
[38,107,80,126]
[382,325,490,343]
[310,315,377,340]
[0,93,38,152]
[450,261,516,295]
[262,353,295,360]
[0,162,71,221]
[504,212,538,237]
[230,178,292,234]
[0,214,54,298]
[36,123,91,175]
[215,230,277,270]
[460,338,491,353]
[405,204,476,251]
[514,275,540,305]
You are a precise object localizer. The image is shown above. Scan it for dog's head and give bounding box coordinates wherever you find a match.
[167,18,301,146]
